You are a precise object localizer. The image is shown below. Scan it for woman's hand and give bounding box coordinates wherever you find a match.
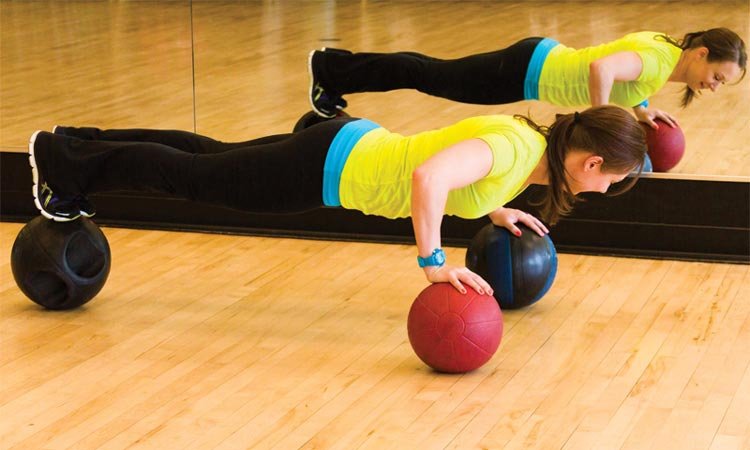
[633,106,679,129]
[424,264,493,296]
[488,207,548,237]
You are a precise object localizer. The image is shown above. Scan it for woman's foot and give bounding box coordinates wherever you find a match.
[29,130,94,221]
[308,48,348,118]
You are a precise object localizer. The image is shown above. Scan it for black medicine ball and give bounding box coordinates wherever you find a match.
[293,110,350,132]
[10,216,111,310]
[466,223,557,309]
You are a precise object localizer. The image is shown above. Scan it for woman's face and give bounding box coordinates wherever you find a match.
[685,47,743,94]
[564,152,630,195]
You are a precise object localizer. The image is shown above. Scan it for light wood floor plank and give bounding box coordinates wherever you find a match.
[2,221,749,449]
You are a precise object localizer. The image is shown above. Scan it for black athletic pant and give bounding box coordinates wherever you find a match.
[314,37,543,105]
[60,118,355,214]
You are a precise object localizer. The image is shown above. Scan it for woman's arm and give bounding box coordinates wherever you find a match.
[411,138,494,295]
[588,51,643,106]
[590,51,678,128]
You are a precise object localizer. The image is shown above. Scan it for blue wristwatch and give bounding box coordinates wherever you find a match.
[417,248,446,268]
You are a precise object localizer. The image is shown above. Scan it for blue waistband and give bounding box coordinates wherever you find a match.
[322,119,381,207]
[523,38,559,100]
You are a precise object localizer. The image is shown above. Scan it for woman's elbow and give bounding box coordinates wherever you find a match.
[412,166,434,187]
[589,60,602,77]
[589,60,612,81]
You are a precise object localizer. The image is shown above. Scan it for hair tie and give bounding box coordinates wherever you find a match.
[573,111,581,123]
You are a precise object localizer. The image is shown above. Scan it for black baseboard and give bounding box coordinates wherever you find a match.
[2,151,748,263]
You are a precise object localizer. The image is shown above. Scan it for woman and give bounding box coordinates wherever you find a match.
[30,105,646,294]
[308,28,746,128]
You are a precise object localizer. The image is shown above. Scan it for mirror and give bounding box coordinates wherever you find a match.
[0,1,194,151]
[2,1,747,181]
[192,1,748,179]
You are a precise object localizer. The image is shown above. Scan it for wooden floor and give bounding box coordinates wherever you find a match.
[2,1,750,449]
[0,0,748,177]
[1,222,749,449]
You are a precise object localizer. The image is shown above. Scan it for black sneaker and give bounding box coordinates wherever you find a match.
[29,130,82,222]
[51,127,97,217]
[77,195,96,218]
[308,49,348,118]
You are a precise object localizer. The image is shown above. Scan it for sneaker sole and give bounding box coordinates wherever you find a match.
[28,130,79,222]
[307,49,337,119]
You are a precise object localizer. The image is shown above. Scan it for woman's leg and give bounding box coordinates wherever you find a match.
[31,118,353,215]
[312,37,542,105]
[54,126,291,154]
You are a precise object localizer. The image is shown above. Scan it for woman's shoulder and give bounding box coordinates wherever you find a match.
[457,115,546,146]
[451,115,527,135]
[619,31,673,47]
[624,31,664,38]
[456,114,522,127]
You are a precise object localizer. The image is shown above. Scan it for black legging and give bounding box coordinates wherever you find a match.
[313,37,543,105]
[57,118,355,214]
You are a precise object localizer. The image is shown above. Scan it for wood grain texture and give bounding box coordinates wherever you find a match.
[1,221,748,449]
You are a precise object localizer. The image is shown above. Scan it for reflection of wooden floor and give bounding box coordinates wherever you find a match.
[1,1,748,177]
[1,222,749,449]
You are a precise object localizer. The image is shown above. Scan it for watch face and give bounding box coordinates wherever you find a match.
[435,251,446,264]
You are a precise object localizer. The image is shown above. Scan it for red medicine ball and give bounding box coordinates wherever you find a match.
[407,283,503,373]
[642,119,685,172]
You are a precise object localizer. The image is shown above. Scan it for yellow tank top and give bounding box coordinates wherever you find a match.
[338,115,546,219]
[539,31,682,107]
